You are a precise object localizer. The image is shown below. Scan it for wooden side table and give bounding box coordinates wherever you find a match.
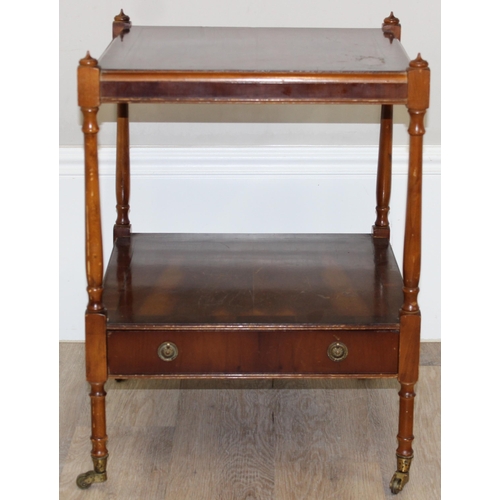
[76,11,430,494]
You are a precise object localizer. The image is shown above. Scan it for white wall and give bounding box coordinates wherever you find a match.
[59,1,441,340]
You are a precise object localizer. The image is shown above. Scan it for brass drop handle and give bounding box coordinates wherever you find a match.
[327,341,348,362]
[158,342,178,362]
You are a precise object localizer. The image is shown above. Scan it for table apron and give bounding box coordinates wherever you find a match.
[99,80,408,104]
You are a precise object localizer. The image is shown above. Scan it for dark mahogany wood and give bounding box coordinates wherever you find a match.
[107,329,399,377]
[103,233,403,328]
[100,79,407,104]
[77,12,430,492]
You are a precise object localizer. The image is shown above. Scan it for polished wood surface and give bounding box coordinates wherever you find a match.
[107,329,399,377]
[100,78,407,104]
[103,234,403,328]
[98,26,410,73]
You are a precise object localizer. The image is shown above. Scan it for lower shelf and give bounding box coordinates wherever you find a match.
[103,233,403,377]
[103,233,403,328]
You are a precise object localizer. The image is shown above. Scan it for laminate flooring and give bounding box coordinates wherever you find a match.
[60,342,440,499]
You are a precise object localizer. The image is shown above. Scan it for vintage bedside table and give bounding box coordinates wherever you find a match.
[76,11,429,494]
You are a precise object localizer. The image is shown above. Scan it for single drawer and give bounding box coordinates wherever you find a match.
[107,329,399,377]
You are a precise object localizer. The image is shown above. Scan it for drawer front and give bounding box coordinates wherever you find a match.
[107,329,399,376]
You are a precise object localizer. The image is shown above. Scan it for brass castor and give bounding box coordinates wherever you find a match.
[389,471,409,494]
[389,455,412,494]
[76,469,107,489]
[76,455,108,489]
[76,471,96,489]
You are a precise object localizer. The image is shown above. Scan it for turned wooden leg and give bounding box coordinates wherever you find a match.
[392,53,429,495]
[114,102,131,240]
[375,13,399,239]
[373,104,393,239]
[77,380,109,489]
[77,51,109,489]
[391,374,417,493]
[77,311,109,489]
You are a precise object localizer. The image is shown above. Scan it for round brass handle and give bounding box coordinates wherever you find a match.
[327,342,348,362]
[158,342,178,362]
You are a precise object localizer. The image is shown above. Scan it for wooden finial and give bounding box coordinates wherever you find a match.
[409,53,429,69]
[78,51,100,108]
[79,51,98,67]
[113,9,132,39]
[384,12,400,26]
[114,9,130,23]
[382,12,401,42]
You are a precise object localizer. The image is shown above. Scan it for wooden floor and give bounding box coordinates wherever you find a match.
[60,342,440,499]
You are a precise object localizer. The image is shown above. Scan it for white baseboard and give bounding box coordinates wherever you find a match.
[60,145,441,177]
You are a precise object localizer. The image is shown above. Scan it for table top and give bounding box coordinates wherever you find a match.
[98,26,410,75]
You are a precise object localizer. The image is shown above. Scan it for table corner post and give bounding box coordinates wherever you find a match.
[402,53,430,317]
[77,52,109,490]
[78,51,104,316]
[391,53,430,495]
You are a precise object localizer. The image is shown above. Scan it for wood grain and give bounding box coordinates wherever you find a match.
[103,234,403,328]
